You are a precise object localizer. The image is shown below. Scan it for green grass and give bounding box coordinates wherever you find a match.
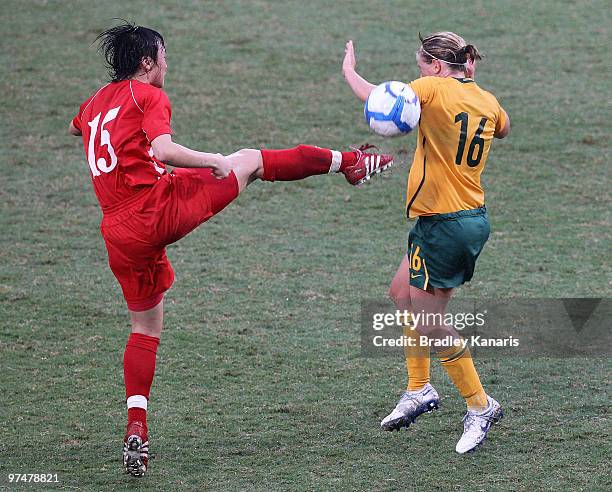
[0,0,610,490]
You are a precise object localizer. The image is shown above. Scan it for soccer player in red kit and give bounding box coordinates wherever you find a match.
[69,23,393,476]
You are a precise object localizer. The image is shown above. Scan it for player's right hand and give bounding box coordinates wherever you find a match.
[211,154,232,179]
[343,40,356,74]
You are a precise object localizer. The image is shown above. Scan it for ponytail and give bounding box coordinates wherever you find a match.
[459,44,482,63]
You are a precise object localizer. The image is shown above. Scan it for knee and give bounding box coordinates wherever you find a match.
[229,148,260,162]
[413,323,435,339]
[228,149,264,188]
[238,148,259,156]
[236,148,263,174]
[413,322,453,340]
[129,306,164,338]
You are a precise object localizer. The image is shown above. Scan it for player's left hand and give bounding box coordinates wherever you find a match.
[212,154,232,179]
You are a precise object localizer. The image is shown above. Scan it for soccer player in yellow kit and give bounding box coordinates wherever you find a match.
[343,32,510,453]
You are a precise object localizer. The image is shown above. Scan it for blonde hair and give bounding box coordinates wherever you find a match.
[418,31,482,74]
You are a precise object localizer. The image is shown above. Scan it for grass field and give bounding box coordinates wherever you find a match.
[0,0,610,490]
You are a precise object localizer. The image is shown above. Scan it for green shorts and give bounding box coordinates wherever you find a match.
[408,206,490,290]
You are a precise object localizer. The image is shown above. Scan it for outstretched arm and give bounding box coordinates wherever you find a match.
[151,134,232,178]
[342,40,376,102]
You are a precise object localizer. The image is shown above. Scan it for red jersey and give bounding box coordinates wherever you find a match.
[72,80,173,211]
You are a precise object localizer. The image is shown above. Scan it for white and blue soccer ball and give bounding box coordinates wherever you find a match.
[364,81,420,137]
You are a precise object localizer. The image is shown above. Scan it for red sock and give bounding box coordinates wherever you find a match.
[260,144,357,181]
[128,407,147,424]
[124,332,160,426]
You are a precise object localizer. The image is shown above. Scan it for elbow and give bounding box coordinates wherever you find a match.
[153,148,169,163]
[152,145,174,163]
[495,118,511,139]
[151,135,175,163]
[68,122,81,136]
[351,86,370,103]
[151,143,168,163]
[357,83,373,103]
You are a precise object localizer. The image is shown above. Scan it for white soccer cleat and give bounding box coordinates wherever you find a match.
[380,383,440,431]
[455,395,503,454]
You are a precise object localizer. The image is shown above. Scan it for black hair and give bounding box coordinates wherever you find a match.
[94,21,165,81]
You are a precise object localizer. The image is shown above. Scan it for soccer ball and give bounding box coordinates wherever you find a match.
[364,81,420,137]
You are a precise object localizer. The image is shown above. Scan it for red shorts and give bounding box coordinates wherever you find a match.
[100,169,239,311]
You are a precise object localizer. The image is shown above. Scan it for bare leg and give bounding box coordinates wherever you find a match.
[226,149,264,193]
[129,299,164,337]
[408,285,457,340]
[388,254,412,311]
[388,254,457,339]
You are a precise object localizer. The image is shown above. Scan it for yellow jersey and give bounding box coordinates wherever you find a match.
[406,76,507,217]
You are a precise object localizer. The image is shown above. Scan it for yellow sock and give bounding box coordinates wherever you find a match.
[403,318,430,392]
[438,342,488,410]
